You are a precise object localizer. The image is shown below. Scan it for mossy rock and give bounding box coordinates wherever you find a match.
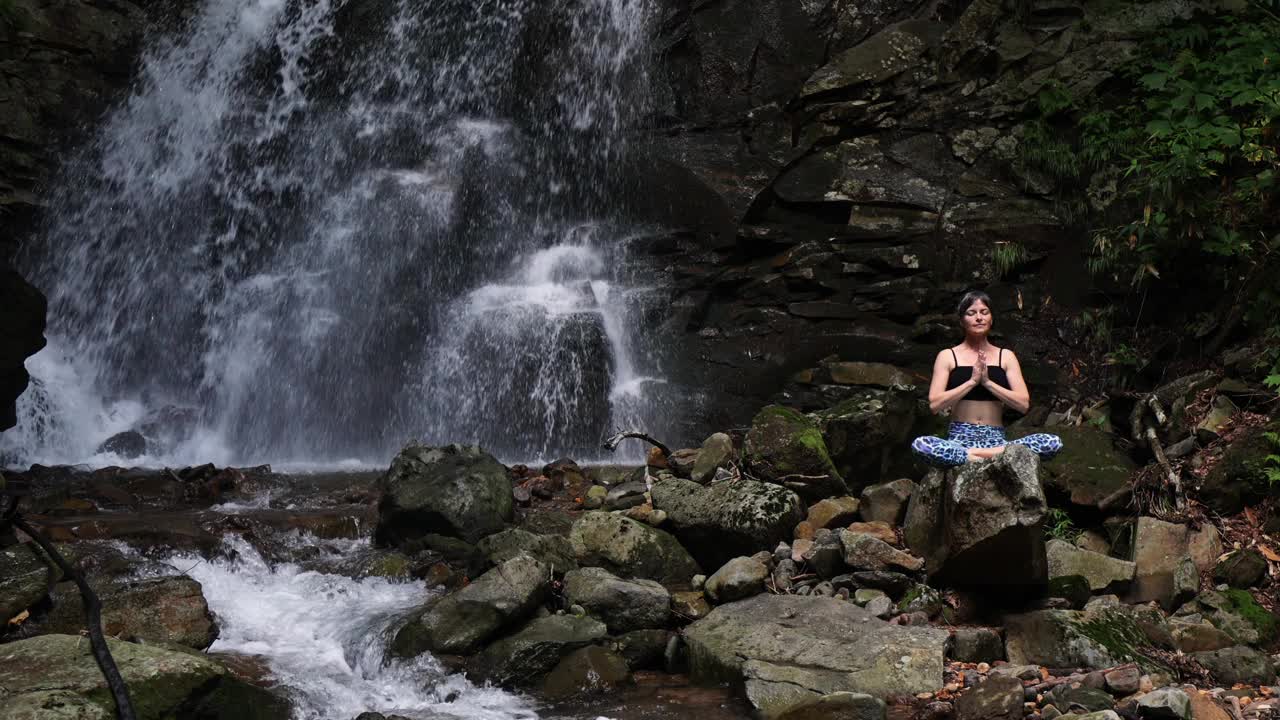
[1028,425,1135,510]
[1198,422,1280,515]
[811,388,916,492]
[1220,589,1278,644]
[744,405,848,502]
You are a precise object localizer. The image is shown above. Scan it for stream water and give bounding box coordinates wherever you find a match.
[2,0,678,469]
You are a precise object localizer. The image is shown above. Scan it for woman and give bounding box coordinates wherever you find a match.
[911,291,1063,466]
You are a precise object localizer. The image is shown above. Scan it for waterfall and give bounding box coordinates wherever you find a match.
[2,0,674,467]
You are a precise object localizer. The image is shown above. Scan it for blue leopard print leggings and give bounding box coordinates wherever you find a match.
[911,422,1063,467]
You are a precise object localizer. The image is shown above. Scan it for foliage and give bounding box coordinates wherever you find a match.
[1046,507,1081,542]
[1020,5,1280,325]
[0,0,26,30]
[1263,430,1280,486]
[990,241,1028,278]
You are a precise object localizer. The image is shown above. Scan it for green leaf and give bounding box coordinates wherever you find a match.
[1194,93,1218,110]
[1140,71,1170,90]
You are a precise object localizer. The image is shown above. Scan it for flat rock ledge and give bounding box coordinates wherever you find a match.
[684,594,948,718]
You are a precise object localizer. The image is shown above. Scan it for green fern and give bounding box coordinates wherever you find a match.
[990,242,1029,278]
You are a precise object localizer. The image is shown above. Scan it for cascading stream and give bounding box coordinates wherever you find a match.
[2,0,673,468]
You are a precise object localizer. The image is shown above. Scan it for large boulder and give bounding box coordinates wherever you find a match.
[470,614,607,687]
[650,474,804,570]
[691,432,736,483]
[0,634,287,720]
[476,528,577,575]
[812,388,918,491]
[956,675,1024,720]
[563,567,670,633]
[1198,422,1280,514]
[391,554,548,657]
[744,405,849,501]
[1004,603,1171,669]
[1191,646,1277,686]
[1,542,57,622]
[1046,539,1135,594]
[373,444,513,546]
[684,594,948,716]
[1175,590,1278,647]
[1127,517,1206,609]
[568,511,701,586]
[41,574,218,650]
[859,478,916,526]
[1033,425,1136,510]
[903,445,1047,589]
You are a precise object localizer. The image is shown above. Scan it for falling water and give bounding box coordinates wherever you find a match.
[2,0,675,467]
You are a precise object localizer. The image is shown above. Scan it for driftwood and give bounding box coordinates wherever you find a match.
[1,492,136,720]
[602,431,671,458]
[1126,392,1185,512]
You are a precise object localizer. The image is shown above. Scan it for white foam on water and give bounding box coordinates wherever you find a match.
[164,535,543,720]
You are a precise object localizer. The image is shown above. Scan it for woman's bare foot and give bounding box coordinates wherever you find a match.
[966,446,1006,462]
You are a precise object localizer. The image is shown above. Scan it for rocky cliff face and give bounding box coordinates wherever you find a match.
[640,0,1222,432]
[0,0,150,428]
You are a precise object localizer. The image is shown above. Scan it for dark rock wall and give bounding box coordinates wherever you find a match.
[0,0,150,429]
[639,0,1222,434]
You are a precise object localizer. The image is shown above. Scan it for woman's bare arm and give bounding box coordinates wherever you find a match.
[928,349,980,415]
[981,350,1031,414]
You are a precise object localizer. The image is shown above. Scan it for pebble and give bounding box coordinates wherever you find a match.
[691,574,706,590]
[978,663,990,673]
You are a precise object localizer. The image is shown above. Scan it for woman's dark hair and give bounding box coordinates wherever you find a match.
[956,290,992,317]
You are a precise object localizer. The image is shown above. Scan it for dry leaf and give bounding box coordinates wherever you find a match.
[1261,545,1280,562]
[7,609,29,626]
[1016,289,1024,310]
[1246,507,1259,527]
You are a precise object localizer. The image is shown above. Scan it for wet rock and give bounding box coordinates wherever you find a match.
[684,594,949,701]
[1,542,57,623]
[807,497,861,530]
[650,474,803,571]
[97,431,148,459]
[840,530,922,572]
[563,567,669,633]
[0,633,287,720]
[1047,539,1135,593]
[775,691,887,720]
[373,444,513,546]
[744,405,848,501]
[859,479,916,526]
[671,590,712,621]
[0,267,47,432]
[800,20,943,98]
[568,511,701,586]
[691,433,735,484]
[471,614,607,686]
[956,674,1024,720]
[1213,549,1267,589]
[476,528,577,575]
[904,445,1047,589]
[541,645,631,699]
[949,628,1005,663]
[1137,688,1191,720]
[610,628,673,671]
[42,574,218,650]
[1191,646,1276,685]
[391,555,549,657]
[705,557,769,603]
[1037,426,1136,510]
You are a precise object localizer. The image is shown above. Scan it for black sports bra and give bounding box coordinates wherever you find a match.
[946,347,1010,402]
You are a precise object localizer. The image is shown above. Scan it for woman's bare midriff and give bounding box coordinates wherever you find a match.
[952,399,1004,427]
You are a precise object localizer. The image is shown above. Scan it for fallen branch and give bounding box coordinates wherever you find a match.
[9,513,137,720]
[1144,425,1184,512]
[602,431,671,458]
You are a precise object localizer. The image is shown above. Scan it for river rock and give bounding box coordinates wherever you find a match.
[812,388,917,491]
[97,430,148,459]
[610,628,674,670]
[471,614,607,686]
[391,554,548,657]
[373,444,513,546]
[807,497,861,530]
[541,645,631,699]
[568,511,701,586]
[775,691,887,720]
[1,542,57,622]
[839,530,923,572]
[705,556,769,603]
[859,479,916,526]
[1169,619,1234,653]
[0,633,288,720]
[691,432,735,483]
[684,594,948,708]
[904,445,1047,589]
[1046,539,1135,594]
[948,627,1005,663]
[42,574,218,650]
[1213,549,1266,589]
[956,674,1024,720]
[563,567,670,632]
[649,475,802,570]
[1036,425,1136,510]
[1128,517,1203,609]
[743,405,848,501]
[1137,688,1191,720]
[1004,608,1144,669]
[1197,422,1280,514]
[476,528,577,575]
[604,480,648,510]
[802,531,846,578]
[671,590,712,621]
[1191,646,1276,685]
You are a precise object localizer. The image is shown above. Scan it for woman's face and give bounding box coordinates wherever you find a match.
[962,300,993,335]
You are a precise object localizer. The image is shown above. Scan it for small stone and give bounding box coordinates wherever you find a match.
[691,574,706,590]
[854,588,887,605]
[806,497,861,530]
[1140,675,1154,693]
[773,543,791,562]
[795,521,816,540]
[1105,666,1141,695]
[977,663,990,673]
[670,591,711,622]
[1137,688,1192,720]
[704,557,768,604]
[791,538,814,563]
[645,509,667,527]
[866,595,894,618]
[584,485,607,509]
[846,521,898,545]
[1043,705,1062,720]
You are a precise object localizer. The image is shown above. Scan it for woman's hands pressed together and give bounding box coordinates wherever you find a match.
[972,350,988,386]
